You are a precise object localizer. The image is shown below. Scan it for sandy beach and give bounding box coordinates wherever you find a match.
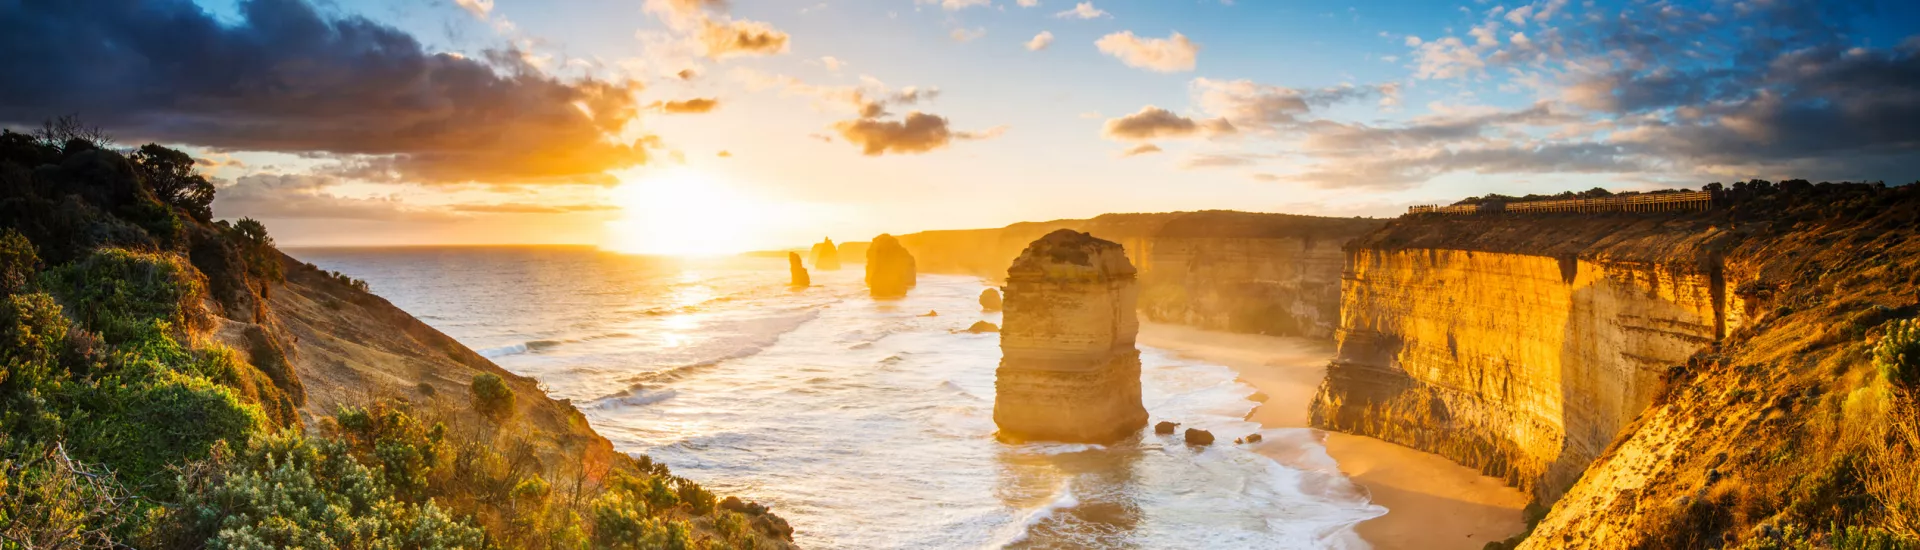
[1138,322,1528,550]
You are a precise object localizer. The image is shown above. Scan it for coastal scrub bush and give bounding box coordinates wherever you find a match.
[0,439,136,549]
[44,248,206,343]
[0,293,69,393]
[68,367,266,488]
[1875,319,1920,388]
[0,229,39,295]
[469,373,515,424]
[170,431,485,549]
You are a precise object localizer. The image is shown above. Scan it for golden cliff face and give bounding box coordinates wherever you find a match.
[1141,235,1348,337]
[895,211,1382,339]
[994,230,1149,443]
[1313,248,1731,500]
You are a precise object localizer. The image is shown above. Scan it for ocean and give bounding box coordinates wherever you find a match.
[296,246,1385,549]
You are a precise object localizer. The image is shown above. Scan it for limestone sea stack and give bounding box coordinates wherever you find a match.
[979,288,1002,311]
[865,234,917,298]
[788,252,810,287]
[993,229,1148,443]
[810,238,841,270]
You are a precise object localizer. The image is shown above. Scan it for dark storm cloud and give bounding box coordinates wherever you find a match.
[0,0,652,185]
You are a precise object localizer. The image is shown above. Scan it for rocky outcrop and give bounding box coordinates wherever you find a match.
[788,252,809,287]
[810,238,841,270]
[1184,428,1215,446]
[1154,421,1179,434]
[864,234,916,298]
[893,211,1382,338]
[979,288,1002,311]
[965,321,998,333]
[993,229,1148,443]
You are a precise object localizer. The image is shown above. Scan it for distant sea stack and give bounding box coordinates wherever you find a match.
[865,234,916,298]
[810,238,841,270]
[788,252,810,287]
[979,288,1002,311]
[993,229,1148,443]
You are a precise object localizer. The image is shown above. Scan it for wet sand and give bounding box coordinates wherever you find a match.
[1138,322,1528,550]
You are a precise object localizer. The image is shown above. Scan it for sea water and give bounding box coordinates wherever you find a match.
[297,246,1385,549]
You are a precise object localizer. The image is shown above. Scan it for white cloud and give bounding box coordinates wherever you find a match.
[1096,31,1199,72]
[454,0,493,18]
[950,27,986,42]
[820,56,846,71]
[1054,2,1108,19]
[1026,31,1054,51]
[1018,0,1039,6]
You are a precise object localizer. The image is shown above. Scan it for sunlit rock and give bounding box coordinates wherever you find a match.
[993,229,1147,443]
[1183,428,1214,446]
[810,237,841,270]
[1154,421,1179,435]
[864,234,917,298]
[966,321,998,333]
[979,288,1002,311]
[788,252,809,287]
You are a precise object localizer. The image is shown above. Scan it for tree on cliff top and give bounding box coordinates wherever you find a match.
[129,144,215,223]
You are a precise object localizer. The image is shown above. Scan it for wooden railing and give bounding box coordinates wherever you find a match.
[1407,191,1716,216]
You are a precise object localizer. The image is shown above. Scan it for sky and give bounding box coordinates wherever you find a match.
[2,0,1918,250]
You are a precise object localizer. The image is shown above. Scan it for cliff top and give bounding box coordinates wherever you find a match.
[1008,229,1136,282]
[1354,181,1898,265]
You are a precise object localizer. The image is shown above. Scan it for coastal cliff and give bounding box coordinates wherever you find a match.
[1313,182,1920,548]
[993,229,1148,442]
[895,211,1382,338]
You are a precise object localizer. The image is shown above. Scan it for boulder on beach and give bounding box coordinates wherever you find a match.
[966,321,999,333]
[1184,428,1214,446]
[811,237,842,270]
[980,288,1002,311]
[865,234,917,298]
[788,252,810,287]
[1154,421,1179,435]
[1245,433,1263,443]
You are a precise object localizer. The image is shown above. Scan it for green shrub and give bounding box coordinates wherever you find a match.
[173,431,485,550]
[0,440,137,549]
[68,369,266,487]
[1876,319,1920,388]
[677,478,717,516]
[0,293,69,393]
[469,373,515,424]
[0,229,39,295]
[44,248,205,344]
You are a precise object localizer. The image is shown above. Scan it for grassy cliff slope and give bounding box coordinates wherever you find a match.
[0,129,794,548]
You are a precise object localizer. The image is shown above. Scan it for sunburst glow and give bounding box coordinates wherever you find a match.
[605,169,772,256]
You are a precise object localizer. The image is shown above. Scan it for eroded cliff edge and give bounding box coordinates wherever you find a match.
[896,211,1383,338]
[1312,182,1920,548]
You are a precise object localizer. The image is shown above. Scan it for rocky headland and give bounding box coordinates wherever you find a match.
[993,229,1149,443]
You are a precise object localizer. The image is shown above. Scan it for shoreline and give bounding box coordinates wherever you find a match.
[1138,322,1528,550]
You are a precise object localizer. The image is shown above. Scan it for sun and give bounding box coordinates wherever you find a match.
[604,169,771,256]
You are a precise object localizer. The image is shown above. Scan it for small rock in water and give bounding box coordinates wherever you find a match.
[1244,433,1263,443]
[920,310,939,317]
[979,288,1002,311]
[1154,421,1179,435]
[1184,428,1215,446]
[965,321,999,333]
[1234,438,1244,444]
